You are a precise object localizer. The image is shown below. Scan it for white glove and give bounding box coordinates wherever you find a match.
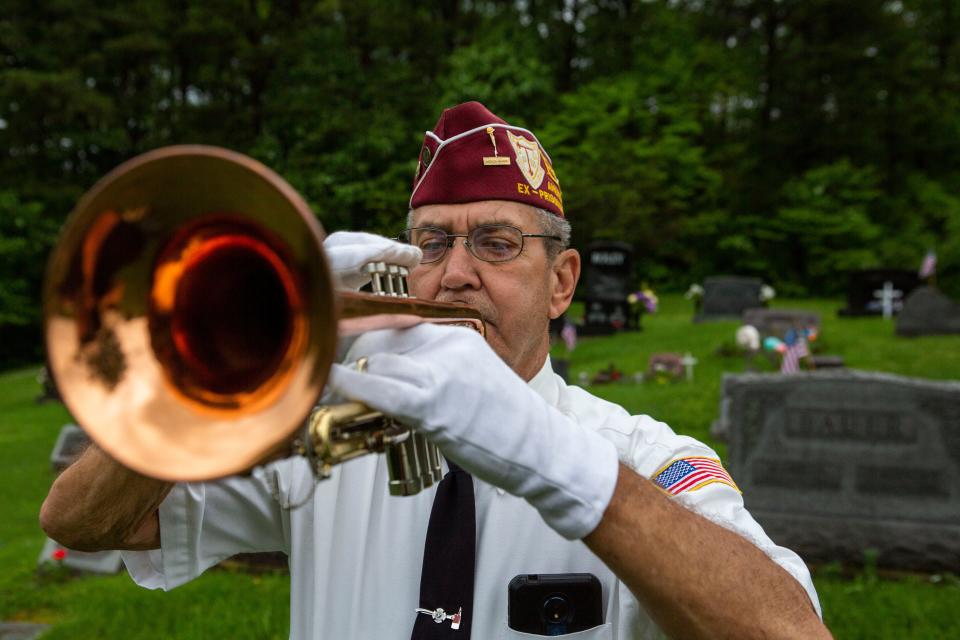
[327,323,620,539]
[323,231,422,290]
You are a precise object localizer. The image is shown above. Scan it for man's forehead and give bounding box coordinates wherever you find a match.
[412,200,538,229]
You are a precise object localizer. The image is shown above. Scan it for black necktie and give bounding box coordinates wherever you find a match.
[410,461,476,639]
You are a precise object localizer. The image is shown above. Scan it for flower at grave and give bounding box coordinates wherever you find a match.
[760,285,776,302]
[653,366,671,385]
[763,336,786,353]
[641,287,658,312]
[684,283,704,300]
[628,287,658,313]
[591,362,624,384]
[736,325,761,352]
[52,548,67,561]
[784,326,818,345]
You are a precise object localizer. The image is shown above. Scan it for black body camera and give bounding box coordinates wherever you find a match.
[507,573,603,636]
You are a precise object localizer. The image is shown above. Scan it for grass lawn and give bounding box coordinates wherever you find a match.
[2,293,959,638]
[0,367,291,639]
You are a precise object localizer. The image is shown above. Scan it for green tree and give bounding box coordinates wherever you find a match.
[0,191,58,326]
[539,72,723,288]
[765,160,882,294]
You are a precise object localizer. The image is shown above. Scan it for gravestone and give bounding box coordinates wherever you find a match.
[895,286,960,336]
[37,537,123,574]
[695,276,763,322]
[742,308,820,340]
[681,352,698,382]
[580,241,633,335]
[717,370,960,571]
[873,281,903,319]
[50,424,91,472]
[837,269,920,316]
[644,353,684,383]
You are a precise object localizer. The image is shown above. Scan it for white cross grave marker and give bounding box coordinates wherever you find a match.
[873,281,903,319]
[681,352,698,382]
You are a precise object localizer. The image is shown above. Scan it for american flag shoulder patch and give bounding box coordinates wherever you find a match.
[652,456,740,495]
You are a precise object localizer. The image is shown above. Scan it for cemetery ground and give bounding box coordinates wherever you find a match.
[2,294,959,639]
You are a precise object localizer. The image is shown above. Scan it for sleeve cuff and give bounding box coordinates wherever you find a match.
[120,483,203,591]
[539,430,621,540]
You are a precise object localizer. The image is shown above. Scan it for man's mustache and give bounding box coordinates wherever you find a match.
[434,293,498,327]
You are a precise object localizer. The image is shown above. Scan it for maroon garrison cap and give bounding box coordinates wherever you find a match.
[410,101,564,217]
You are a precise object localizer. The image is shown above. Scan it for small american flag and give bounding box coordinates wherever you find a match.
[919,250,937,279]
[780,338,810,374]
[653,457,739,495]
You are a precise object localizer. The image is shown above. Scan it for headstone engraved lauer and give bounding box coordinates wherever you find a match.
[721,370,960,571]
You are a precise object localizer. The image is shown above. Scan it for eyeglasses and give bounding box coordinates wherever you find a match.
[397,224,562,264]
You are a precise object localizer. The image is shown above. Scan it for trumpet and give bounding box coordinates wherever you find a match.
[43,145,482,496]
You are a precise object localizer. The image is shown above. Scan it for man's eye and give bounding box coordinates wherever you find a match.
[478,239,513,252]
[420,239,447,252]
[476,231,520,250]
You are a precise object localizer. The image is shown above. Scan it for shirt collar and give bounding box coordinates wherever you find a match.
[527,356,561,406]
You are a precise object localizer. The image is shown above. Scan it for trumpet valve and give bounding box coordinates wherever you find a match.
[365,261,410,297]
[386,264,399,296]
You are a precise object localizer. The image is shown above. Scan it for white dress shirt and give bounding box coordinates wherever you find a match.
[122,357,820,639]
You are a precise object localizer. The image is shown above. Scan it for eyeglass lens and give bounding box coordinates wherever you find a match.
[408,226,524,263]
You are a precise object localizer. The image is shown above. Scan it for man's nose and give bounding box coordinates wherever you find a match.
[439,237,481,290]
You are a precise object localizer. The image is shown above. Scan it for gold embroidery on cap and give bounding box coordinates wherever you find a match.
[543,156,561,190]
[507,130,545,189]
[483,126,511,166]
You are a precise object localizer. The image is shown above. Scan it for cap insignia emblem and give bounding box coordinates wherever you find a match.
[507,130,545,189]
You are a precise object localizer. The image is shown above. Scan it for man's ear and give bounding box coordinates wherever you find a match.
[549,249,580,320]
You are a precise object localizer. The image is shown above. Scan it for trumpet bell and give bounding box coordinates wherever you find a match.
[43,146,338,481]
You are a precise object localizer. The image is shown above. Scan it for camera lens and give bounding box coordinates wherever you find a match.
[542,595,572,623]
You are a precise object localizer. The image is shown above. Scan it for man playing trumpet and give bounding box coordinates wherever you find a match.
[42,101,830,639]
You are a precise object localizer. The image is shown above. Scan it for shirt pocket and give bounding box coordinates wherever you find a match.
[501,622,613,639]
